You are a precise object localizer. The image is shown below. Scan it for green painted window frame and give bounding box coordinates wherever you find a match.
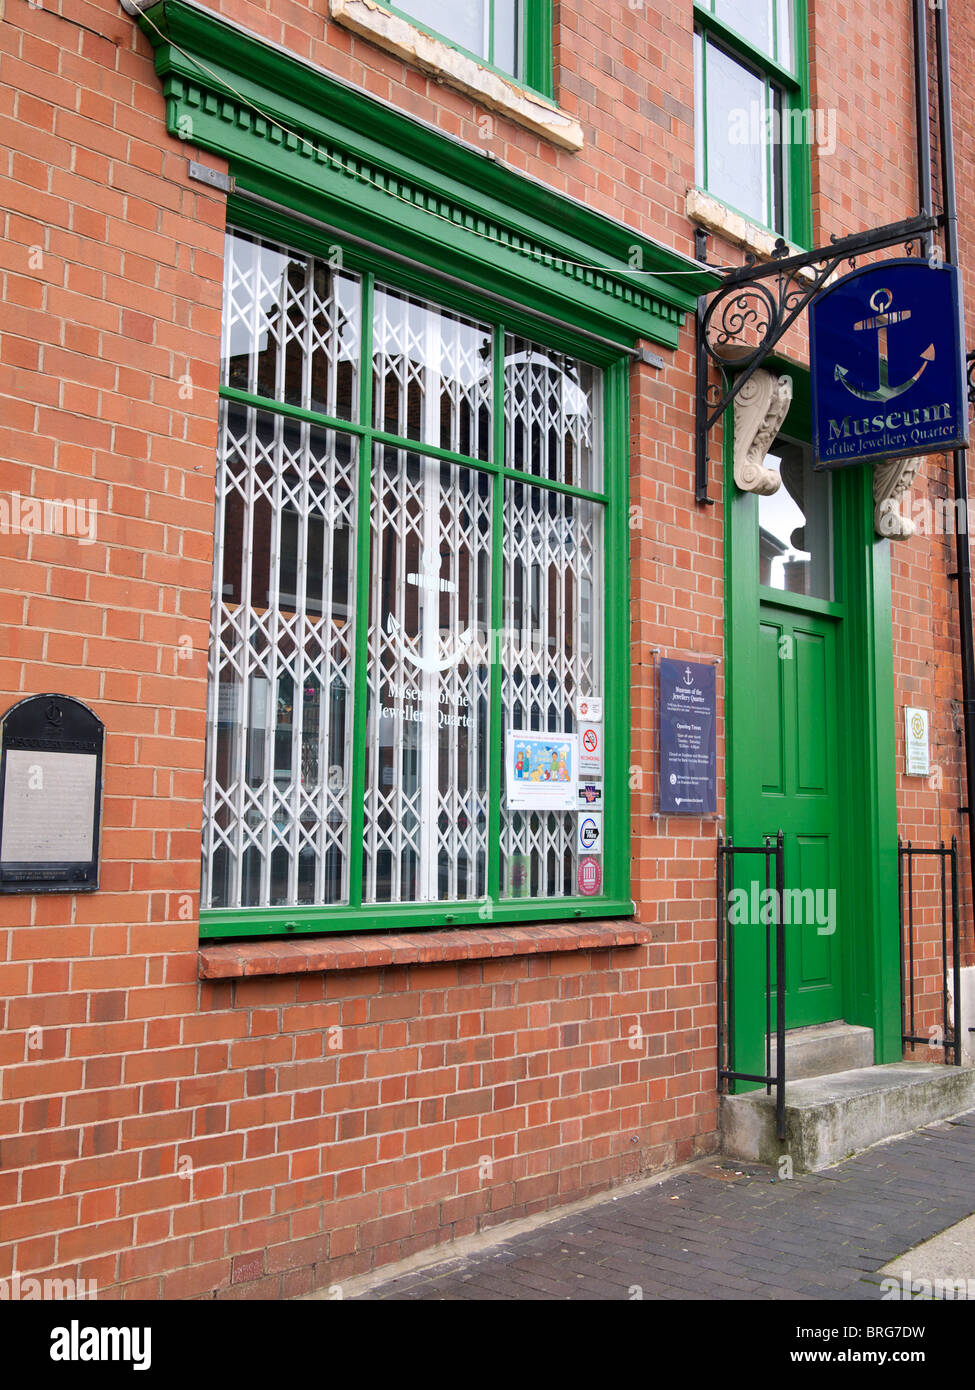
[387,0,554,99]
[200,196,632,939]
[693,0,812,247]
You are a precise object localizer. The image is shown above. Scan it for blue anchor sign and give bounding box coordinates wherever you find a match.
[811,260,968,469]
[835,287,934,402]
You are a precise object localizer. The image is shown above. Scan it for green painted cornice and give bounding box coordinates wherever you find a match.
[139,0,719,349]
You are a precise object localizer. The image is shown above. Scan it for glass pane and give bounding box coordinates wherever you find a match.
[758,440,832,600]
[402,0,487,61]
[776,0,794,69]
[713,0,773,58]
[694,31,705,187]
[771,83,785,235]
[203,402,358,908]
[363,447,492,904]
[500,483,604,899]
[373,286,492,461]
[504,336,601,491]
[703,40,768,225]
[221,230,360,420]
[493,0,520,75]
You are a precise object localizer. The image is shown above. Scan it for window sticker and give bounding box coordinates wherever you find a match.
[577,812,602,855]
[506,731,578,810]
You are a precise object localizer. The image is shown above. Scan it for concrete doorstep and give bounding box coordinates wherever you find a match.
[721,1062,975,1172]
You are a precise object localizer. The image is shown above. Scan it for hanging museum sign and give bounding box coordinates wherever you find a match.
[658,659,717,816]
[810,260,968,469]
[0,693,104,893]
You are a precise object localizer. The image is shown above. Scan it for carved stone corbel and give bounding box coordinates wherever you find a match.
[874,456,923,538]
[733,369,793,494]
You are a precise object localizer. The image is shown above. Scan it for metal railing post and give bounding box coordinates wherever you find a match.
[717,834,725,1091]
[765,835,772,1096]
[714,833,787,1139]
[898,837,905,1046]
[907,841,916,1052]
[775,830,786,1142]
[726,836,735,1083]
[951,836,962,1066]
[900,838,960,1065]
[940,842,949,1057]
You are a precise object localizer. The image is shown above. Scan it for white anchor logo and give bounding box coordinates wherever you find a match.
[835,287,935,403]
[386,548,474,674]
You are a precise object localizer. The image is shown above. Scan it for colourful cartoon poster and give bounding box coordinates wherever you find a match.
[506,731,578,810]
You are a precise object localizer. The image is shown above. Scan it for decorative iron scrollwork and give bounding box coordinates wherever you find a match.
[704,283,778,364]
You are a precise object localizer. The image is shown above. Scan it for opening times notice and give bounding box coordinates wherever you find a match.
[658,658,716,816]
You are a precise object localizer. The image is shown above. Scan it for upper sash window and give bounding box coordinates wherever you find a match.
[391,1,550,93]
[694,0,810,243]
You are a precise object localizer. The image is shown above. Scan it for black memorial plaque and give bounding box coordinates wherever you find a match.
[659,659,716,816]
[0,694,104,893]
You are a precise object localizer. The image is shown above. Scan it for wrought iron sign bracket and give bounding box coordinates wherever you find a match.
[695,213,943,504]
[967,349,975,405]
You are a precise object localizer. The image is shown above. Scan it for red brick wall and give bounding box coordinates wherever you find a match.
[0,0,972,1297]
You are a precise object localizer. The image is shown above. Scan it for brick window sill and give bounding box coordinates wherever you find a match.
[199,921,651,978]
[329,0,584,152]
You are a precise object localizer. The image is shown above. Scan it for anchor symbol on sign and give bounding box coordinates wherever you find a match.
[835,288,935,403]
[683,666,694,687]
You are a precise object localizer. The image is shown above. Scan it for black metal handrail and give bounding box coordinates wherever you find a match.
[717,831,786,1140]
[899,837,962,1064]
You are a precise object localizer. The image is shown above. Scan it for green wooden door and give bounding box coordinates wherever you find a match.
[755,602,843,1027]
[726,368,903,1076]
[727,426,848,1082]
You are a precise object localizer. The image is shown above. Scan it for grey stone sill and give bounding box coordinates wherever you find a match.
[329,0,584,152]
[686,187,818,282]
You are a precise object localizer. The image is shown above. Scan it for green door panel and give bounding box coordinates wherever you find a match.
[794,629,829,794]
[726,382,902,1074]
[759,621,785,793]
[745,608,844,1035]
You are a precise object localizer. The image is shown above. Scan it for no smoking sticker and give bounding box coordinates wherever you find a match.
[579,723,602,775]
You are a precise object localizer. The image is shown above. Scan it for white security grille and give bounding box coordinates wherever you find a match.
[203,402,358,908]
[362,287,493,902]
[373,286,492,459]
[500,487,603,896]
[205,230,609,919]
[222,230,360,420]
[363,448,491,903]
[504,335,600,490]
[501,339,603,898]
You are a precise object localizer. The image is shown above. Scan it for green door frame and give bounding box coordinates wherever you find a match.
[724,360,901,1067]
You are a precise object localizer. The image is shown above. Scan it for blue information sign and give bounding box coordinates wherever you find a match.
[810,260,968,469]
[659,659,716,816]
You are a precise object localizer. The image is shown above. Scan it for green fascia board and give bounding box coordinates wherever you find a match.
[140,0,719,348]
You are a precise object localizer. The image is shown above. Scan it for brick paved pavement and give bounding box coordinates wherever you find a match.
[357,1112,975,1300]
